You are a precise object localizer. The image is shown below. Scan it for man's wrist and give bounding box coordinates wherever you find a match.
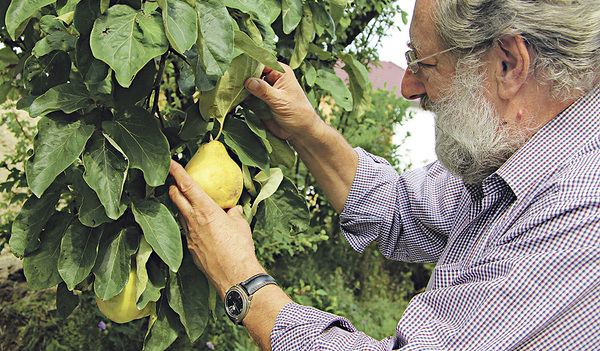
[224,273,278,324]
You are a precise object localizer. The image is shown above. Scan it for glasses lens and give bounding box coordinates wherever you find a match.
[405,50,418,74]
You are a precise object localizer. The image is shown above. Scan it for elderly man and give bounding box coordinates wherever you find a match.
[168,0,600,349]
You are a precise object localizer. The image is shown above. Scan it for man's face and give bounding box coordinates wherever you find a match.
[421,56,530,184]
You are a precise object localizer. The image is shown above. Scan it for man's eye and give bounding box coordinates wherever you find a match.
[419,62,436,68]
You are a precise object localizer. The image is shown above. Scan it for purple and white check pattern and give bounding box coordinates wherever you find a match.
[270,84,600,350]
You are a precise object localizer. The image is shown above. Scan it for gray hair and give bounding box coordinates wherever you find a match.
[433,0,600,99]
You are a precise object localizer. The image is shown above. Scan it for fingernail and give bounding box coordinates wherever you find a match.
[247,78,259,91]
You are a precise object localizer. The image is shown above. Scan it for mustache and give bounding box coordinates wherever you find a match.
[420,94,435,111]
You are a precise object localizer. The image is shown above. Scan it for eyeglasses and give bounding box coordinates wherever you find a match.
[405,46,457,75]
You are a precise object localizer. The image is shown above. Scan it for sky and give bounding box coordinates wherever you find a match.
[376,0,438,168]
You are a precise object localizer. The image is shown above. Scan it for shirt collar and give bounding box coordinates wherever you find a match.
[495,83,600,200]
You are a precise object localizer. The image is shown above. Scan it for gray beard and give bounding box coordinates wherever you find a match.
[421,59,530,185]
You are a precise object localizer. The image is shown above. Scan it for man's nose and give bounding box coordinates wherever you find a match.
[401,69,426,100]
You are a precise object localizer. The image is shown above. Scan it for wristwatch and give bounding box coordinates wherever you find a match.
[224,273,277,324]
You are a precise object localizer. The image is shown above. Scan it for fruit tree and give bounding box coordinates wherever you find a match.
[0,0,408,349]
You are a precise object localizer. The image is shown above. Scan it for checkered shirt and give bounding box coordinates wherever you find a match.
[270,83,600,350]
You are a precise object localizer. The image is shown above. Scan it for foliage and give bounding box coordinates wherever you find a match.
[0,103,35,253]
[0,0,418,349]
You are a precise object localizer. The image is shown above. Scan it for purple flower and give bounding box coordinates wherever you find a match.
[205,341,215,350]
[98,321,107,331]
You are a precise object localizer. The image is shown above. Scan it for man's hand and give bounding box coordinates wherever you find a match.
[245,63,324,144]
[168,160,265,297]
[169,160,293,351]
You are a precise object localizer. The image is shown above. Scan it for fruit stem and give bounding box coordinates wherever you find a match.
[215,120,224,141]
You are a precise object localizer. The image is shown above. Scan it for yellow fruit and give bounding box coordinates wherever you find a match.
[95,267,154,324]
[184,140,243,209]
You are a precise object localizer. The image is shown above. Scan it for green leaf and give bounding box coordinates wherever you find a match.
[251,168,283,216]
[136,241,166,309]
[179,102,213,140]
[341,52,372,119]
[308,1,335,37]
[138,256,167,310]
[222,117,269,173]
[289,4,314,69]
[65,166,112,228]
[315,69,353,111]
[32,21,78,57]
[175,58,196,97]
[76,36,110,84]
[281,0,302,34]
[26,115,95,198]
[82,133,129,220]
[9,183,62,257]
[23,212,73,290]
[328,0,347,25]
[58,0,81,16]
[254,177,309,234]
[74,0,111,83]
[135,236,153,303]
[222,0,277,25]
[195,0,234,76]
[167,253,210,343]
[100,0,109,13]
[113,60,156,107]
[243,109,271,152]
[234,30,284,73]
[102,106,171,187]
[0,47,20,68]
[24,51,71,95]
[93,226,139,300]
[184,44,219,92]
[266,132,296,169]
[304,62,316,87]
[131,197,183,273]
[56,282,80,319]
[5,0,56,40]
[29,81,95,117]
[58,222,104,290]
[157,0,197,54]
[143,297,181,351]
[74,0,100,34]
[199,53,263,126]
[90,4,169,88]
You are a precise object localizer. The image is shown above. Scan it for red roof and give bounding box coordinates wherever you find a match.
[334,61,406,97]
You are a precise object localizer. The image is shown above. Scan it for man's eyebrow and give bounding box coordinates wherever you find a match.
[407,40,422,55]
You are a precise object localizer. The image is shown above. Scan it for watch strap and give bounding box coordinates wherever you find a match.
[241,273,277,296]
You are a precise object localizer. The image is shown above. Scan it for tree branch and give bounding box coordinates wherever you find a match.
[339,9,381,49]
[152,52,168,128]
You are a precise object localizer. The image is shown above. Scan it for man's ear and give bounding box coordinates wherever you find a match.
[495,35,531,99]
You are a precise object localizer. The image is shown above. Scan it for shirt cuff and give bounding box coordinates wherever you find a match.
[271,302,357,350]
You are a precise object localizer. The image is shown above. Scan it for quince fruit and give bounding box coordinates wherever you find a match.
[185,140,243,209]
[95,267,154,324]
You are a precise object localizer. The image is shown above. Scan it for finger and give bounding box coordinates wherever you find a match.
[227,205,244,218]
[169,160,220,214]
[177,213,189,235]
[169,184,192,215]
[245,77,282,107]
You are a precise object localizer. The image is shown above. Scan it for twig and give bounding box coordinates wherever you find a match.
[152,52,168,128]
[169,47,192,66]
[14,115,33,143]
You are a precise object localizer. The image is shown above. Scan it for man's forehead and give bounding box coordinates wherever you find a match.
[409,0,439,54]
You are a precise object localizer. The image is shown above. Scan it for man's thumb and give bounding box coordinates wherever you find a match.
[246,77,270,99]
[227,205,244,218]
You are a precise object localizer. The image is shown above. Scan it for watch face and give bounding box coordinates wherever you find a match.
[225,290,244,317]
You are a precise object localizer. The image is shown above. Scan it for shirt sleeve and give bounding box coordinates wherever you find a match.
[340,148,465,263]
[271,303,398,351]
